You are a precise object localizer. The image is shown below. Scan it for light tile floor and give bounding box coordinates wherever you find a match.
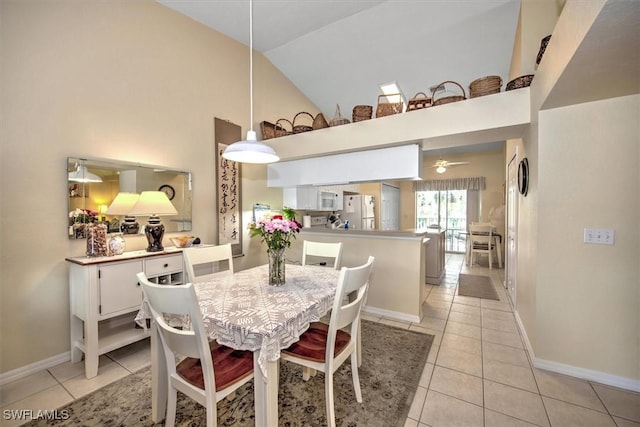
[1,254,639,427]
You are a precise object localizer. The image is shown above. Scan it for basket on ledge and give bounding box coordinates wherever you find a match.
[352,105,373,122]
[431,81,467,106]
[469,76,502,98]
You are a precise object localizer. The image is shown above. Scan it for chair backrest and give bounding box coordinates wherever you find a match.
[183,243,234,283]
[137,272,216,394]
[302,241,343,270]
[326,256,375,357]
[469,224,493,247]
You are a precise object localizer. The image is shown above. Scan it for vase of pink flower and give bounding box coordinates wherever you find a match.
[249,211,301,286]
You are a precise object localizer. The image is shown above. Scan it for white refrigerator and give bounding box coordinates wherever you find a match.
[342,195,375,229]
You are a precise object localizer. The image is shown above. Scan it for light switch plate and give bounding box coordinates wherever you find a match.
[583,228,615,245]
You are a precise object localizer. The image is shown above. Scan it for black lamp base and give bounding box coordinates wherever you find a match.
[121,216,139,235]
[144,217,165,252]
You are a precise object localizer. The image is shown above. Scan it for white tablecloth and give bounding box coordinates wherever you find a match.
[140,264,340,377]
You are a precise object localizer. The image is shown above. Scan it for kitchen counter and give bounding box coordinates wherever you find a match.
[288,228,447,322]
[301,227,441,240]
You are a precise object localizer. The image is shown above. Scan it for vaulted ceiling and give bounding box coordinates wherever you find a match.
[157,0,521,121]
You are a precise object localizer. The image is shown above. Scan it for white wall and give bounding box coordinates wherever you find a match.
[0,0,316,373]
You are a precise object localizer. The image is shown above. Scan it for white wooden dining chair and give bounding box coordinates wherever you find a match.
[281,256,375,427]
[468,224,495,269]
[302,240,343,270]
[183,243,234,283]
[137,272,254,427]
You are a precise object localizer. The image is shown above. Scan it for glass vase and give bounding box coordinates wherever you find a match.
[268,248,286,286]
[86,223,108,257]
[108,233,126,256]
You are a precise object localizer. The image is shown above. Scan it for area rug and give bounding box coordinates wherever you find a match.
[458,274,500,300]
[26,320,433,427]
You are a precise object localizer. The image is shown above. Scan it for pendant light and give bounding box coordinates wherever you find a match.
[68,163,103,183]
[222,0,279,164]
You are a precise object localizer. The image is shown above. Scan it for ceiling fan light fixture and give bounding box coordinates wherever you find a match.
[222,0,279,164]
[436,165,447,174]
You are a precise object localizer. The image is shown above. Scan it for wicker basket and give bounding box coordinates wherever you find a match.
[469,76,502,98]
[407,92,431,111]
[275,118,293,137]
[260,121,277,140]
[376,94,404,117]
[506,75,534,91]
[352,105,373,122]
[312,113,329,130]
[536,35,551,65]
[431,81,467,106]
[292,112,314,133]
[330,104,350,127]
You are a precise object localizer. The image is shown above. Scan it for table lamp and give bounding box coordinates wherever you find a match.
[128,191,178,252]
[106,192,141,234]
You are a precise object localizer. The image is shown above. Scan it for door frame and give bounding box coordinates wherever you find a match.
[506,151,519,303]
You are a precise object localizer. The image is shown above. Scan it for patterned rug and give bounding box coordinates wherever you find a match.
[26,320,433,427]
[458,274,500,300]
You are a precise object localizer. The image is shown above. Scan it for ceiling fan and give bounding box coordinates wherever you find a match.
[430,158,470,174]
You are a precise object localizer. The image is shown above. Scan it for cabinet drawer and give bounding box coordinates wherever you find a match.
[145,254,183,276]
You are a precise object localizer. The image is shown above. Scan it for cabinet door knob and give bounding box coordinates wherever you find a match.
[164,263,168,268]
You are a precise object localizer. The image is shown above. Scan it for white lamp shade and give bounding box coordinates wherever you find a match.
[436,166,447,174]
[105,192,140,215]
[128,191,177,217]
[68,165,103,183]
[222,131,279,164]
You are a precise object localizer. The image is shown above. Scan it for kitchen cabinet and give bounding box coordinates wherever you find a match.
[66,250,184,378]
[425,229,446,285]
[283,187,319,210]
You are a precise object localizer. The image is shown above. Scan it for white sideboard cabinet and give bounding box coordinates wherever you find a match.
[66,250,184,378]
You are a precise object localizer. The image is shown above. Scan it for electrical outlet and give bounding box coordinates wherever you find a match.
[583,228,615,245]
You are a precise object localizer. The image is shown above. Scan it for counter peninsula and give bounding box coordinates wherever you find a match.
[288,227,445,322]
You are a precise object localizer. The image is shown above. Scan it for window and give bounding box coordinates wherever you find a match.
[417,190,475,253]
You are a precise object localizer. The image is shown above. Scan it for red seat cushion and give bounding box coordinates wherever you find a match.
[282,321,351,362]
[176,341,253,391]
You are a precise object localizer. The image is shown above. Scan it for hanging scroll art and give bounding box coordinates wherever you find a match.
[215,118,243,256]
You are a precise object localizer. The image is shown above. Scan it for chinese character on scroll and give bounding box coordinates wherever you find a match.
[215,118,243,256]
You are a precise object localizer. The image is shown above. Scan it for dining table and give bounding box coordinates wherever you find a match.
[147,263,341,426]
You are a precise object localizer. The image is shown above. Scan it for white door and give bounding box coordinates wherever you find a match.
[380,183,400,230]
[506,153,519,303]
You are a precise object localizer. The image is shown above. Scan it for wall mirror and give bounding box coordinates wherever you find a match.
[68,157,192,239]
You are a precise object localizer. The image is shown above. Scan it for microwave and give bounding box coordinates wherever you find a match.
[318,191,339,211]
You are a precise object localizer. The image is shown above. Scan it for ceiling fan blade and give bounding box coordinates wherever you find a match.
[429,160,470,167]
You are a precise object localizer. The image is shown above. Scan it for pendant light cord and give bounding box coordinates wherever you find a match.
[249,0,254,132]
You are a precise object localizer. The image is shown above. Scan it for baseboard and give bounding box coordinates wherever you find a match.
[533,358,640,392]
[0,352,71,387]
[513,309,640,393]
[363,305,421,323]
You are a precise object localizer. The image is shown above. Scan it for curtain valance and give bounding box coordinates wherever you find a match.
[413,177,486,191]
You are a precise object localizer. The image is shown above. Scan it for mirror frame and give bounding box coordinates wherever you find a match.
[67,157,192,239]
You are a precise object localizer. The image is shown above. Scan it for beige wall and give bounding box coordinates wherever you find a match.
[0,0,317,373]
[536,95,639,379]
[509,0,639,385]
